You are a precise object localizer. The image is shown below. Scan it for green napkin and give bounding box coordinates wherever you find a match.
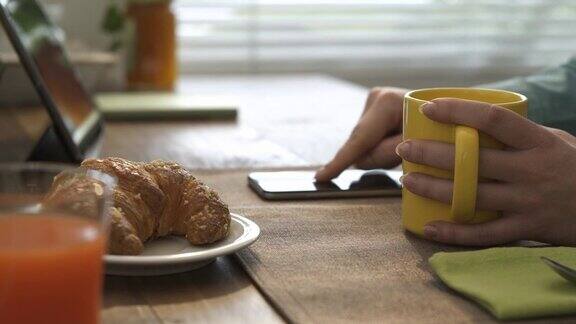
[429,247,576,320]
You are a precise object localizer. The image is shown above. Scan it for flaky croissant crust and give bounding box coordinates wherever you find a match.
[48,158,231,255]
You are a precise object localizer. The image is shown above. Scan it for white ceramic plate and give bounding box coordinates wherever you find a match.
[105,213,260,276]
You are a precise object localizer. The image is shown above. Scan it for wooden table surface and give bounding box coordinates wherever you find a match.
[100,74,367,324]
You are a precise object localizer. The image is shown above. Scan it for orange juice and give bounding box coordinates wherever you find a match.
[126,0,177,91]
[0,213,105,324]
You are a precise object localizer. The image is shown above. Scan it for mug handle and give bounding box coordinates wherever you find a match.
[451,125,479,223]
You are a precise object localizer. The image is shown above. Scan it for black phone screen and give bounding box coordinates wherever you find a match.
[248,169,402,200]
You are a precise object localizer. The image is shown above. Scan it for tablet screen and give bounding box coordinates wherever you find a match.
[0,0,101,161]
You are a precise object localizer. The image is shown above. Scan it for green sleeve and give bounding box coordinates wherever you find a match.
[480,57,576,134]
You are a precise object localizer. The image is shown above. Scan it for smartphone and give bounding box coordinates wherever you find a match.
[248,169,402,200]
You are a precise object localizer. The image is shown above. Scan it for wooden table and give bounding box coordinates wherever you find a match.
[101,74,367,323]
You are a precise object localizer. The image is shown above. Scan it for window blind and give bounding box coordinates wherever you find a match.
[175,0,576,82]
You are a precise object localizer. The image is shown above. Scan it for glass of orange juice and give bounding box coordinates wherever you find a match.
[0,163,116,324]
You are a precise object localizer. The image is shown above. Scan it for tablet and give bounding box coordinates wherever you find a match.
[0,0,103,163]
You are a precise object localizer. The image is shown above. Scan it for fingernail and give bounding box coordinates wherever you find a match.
[399,172,414,186]
[423,225,438,239]
[399,173,412,186]
[419,102,436,115]
[395,141,409,158]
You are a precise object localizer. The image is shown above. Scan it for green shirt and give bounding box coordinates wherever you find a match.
[483,57,576,134]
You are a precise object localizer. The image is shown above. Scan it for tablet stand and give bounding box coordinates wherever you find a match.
[28,126,76,163]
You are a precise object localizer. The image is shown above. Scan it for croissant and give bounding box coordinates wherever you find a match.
[44,158,230,255]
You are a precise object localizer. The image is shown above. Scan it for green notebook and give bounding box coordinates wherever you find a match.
[95,92,238,121]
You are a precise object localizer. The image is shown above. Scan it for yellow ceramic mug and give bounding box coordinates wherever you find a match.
[402,88,527,236]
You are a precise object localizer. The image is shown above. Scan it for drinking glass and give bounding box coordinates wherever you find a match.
[0,163,115,324]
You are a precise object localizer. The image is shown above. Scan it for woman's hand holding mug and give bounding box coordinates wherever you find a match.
[317,87,576,247]
[397,98,576,247]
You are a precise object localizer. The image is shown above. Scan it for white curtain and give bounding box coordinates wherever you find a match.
[175,0,576,86]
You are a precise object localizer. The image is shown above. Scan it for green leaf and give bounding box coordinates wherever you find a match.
[101,3,125,34]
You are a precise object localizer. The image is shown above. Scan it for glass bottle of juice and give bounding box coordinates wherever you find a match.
[126,0,176,91]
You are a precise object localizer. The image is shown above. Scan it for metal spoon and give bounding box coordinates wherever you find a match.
[541,256,576,284]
